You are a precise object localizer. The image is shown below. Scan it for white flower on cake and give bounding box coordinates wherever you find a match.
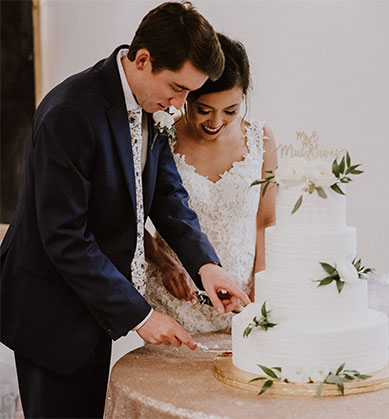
[335,259,359,283]
[315,257,373,293]
[274,157,308,187]
[249,363,370,397]
[281,365,310,383]
[307,366,330,383]
[307,160,338,188]
[251,151,363,214]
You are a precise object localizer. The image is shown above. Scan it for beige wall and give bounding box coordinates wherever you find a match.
[35,0,389,276]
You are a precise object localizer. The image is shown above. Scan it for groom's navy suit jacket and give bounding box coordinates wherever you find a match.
[0,46,219,375]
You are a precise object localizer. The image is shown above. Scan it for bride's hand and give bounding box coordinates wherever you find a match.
[161,262,195,301]
[198,264,250,314]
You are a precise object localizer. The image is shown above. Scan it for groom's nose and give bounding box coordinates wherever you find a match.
[169,91,189,110]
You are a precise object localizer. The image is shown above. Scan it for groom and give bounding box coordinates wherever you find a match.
[0,1,249,418]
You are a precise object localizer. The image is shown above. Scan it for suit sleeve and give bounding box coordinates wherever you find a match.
[33,104,151,340]
[149,137,220,290]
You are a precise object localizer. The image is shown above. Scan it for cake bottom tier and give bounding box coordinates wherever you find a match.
[232,307,388,376]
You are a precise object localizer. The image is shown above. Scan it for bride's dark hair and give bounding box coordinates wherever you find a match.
[187,33,251,101]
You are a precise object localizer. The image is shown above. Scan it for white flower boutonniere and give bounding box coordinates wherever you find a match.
[152,110,176,149]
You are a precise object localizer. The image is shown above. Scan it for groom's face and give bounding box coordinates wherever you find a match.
[133,50,208,113]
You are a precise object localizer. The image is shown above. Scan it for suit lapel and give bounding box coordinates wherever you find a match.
[142,113,159,215]
[106,106,137,213]
[101,46,137,213]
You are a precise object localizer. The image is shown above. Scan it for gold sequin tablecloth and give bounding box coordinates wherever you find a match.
[104,332,389,419]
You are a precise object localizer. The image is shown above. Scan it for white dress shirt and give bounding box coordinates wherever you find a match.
[116,48,153,330]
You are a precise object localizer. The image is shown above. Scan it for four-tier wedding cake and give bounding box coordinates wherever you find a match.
[232,156,388,382]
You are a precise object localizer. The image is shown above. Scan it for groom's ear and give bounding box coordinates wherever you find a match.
[134,49,152,71]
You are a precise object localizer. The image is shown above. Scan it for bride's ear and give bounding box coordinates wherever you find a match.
[134,49,152,71]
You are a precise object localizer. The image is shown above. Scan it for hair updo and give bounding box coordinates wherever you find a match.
[187,33,251,102]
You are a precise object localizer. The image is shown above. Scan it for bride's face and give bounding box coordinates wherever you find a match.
[187,86,243,140]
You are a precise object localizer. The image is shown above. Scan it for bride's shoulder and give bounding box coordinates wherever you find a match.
[244,120,275,141]
[243,119,265,140]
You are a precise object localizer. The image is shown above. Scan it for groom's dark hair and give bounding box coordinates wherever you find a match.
[188,33,251,101]
[127,1,224,81]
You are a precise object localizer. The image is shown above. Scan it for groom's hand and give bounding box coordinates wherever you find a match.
[136,311,197,350]
[198,264,251,314]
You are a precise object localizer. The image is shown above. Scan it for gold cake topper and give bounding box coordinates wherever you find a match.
[276,130,346,160]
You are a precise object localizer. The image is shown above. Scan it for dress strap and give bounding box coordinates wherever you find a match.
[245,119,265,161]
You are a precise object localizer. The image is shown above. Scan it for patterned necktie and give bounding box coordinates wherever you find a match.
[128,108,146,295]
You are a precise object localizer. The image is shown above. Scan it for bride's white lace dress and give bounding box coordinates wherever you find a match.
[145,120,266,333]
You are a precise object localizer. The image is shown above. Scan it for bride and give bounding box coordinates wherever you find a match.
[144,33,277,333]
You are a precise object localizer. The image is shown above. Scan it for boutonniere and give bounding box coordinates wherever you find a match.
[152,110,176,149]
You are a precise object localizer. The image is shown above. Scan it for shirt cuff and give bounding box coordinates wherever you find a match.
[132,308,153,331]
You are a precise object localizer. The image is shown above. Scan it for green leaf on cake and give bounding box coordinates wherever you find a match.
[330,154,363,195]
[258,365,279,379]
[330,183,345,195]
[355,374,371,380]
[319,262,337,275]
[248,365,281,397]
[336,363,346,375]
[316,363,370,397]
[317,381,324,397]
[345,164,361,174]
[258,379,273,396]
[315,186,327,199]
[332,159,341,178]
[346,152,351,168]
[317,276,335,286]
[243,302,277,337]
[249,376,267,382]
[291,195,303,214]
[251,178,270,185]
[261,301,268,316]
[243,325,253,338]
[339,156,346,174]
[336,280,345,294]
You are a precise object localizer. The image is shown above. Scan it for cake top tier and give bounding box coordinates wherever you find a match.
[276,184,347,231]
[252,154,363,231]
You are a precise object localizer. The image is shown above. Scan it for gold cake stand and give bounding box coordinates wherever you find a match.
[214,352,389,397]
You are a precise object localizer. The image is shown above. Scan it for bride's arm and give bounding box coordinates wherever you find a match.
[252,124,277,300]
[144,229,195,301]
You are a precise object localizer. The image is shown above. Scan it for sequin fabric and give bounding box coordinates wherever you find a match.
[128,108,146,295]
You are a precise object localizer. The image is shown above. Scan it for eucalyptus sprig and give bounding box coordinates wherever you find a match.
[314,258,374,294]
[243,301,278,337]
[291,181,327,214]
[250,171,275,197]
[317,363,371,397]
[249,365,281,396]
[352,257,374,278]
[315,262,346,294]
[330,152,363,195]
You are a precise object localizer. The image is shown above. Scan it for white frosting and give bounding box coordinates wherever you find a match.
[265,226,357,279]
[276,185,346,231]
[255,271,368,327]
[232,308,388,374]
[232,182,388,377]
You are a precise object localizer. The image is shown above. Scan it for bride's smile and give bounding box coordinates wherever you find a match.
[187,86,244,141]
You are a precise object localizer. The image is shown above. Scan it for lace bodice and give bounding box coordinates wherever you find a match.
[145,120,266,333]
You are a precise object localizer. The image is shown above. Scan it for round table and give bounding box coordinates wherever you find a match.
[104,332,389,419]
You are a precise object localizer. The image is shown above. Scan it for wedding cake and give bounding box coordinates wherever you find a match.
[232,156,388,382]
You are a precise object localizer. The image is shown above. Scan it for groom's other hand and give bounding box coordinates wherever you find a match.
[199,264,251,314]
[136,311,197,350]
